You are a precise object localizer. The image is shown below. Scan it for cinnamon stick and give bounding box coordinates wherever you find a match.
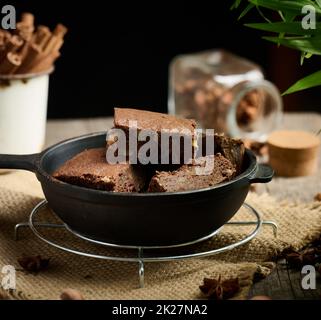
[15,13,35,42]
[5,35,24,53]
[28,51,60,73]
[0,52,22,74]
[17,43,42,73]
[0,34,6,54]
[15,23,31,41]
[53,24,68,38]
[52,37,64,53]
[42,35,59,56]
[0,35,24,63]
[34,25,51,49]
[43,24,67,56]
[0,38,5,50]
[21,12,35,28]
[0,13,66,75]
[0,30,8,44]
[0,30,11,42]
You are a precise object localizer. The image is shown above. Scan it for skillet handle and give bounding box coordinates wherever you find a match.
[0,153,40,172]
[248,164,274,184]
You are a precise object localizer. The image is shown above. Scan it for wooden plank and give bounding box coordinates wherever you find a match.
[249,259,321,300]
[249,112,321,300]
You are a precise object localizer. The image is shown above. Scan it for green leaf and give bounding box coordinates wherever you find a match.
[249,0,321,14]
[238,3,255,20]
[231,0,243,10]
[278,10,297,41]
[279,10,286,21]
[284,12,297,22]
[245,22,321,35]
[233,0,321,96]
[263,35,321,55]
[300,51,306,64]
[283,69,321,95]
[256,5,272,23]
[277,11,296,42]
[301,51,313,65]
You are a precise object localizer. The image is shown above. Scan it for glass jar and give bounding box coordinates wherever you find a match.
[168,50,283,141]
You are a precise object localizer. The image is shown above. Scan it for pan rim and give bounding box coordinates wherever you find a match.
[37,132,257,197]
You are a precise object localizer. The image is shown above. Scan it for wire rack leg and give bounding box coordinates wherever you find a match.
[262,220,278,237]
[138,247,144,288]
[226,220,278,238]
[139,260,145,288]
[14,222,29,241]
[14,221,65,241]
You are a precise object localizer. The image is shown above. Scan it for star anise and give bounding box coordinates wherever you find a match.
[311,234,321,248]
[199,276,240,300]
[284,248,316,269]
[18,255,50,273]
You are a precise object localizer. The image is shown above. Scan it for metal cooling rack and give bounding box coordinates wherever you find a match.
[14,200,277,288]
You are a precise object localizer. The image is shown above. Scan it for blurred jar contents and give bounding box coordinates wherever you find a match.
[169,50,283,141]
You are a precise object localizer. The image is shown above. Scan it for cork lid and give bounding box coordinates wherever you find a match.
[268,130,320,150]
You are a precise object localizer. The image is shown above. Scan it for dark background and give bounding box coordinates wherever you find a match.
[8,0,321,118]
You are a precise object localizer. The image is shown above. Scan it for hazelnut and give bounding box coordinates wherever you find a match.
[60,288,84,300]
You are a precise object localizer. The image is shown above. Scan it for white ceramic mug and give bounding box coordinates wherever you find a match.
[0,69,53,156]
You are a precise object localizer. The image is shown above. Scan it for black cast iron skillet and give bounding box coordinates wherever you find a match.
[0,132,273,246]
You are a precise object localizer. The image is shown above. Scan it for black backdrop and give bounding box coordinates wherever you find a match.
[8,1,321,118]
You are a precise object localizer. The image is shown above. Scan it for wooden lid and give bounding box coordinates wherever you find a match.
[268,130,320,150]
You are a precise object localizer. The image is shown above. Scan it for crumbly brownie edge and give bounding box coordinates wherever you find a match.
[53,174,116,191]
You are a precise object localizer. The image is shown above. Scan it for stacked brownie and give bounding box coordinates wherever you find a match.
[53,108,245,193]
[107,108,197,164]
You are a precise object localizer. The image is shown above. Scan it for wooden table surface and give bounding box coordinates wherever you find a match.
[46,112,321,300]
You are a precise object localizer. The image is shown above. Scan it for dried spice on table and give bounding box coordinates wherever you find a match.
[283,242,321,269]
[17,255,50,273]
[199,276,240,300]
[284,249,315,269]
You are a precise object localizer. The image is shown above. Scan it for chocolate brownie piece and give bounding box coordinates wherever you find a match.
[148,153,235,192]
[213,134,245,175]
[107,108,197,164]
[199,133,245,175]
[52,148,146,192]
[113,107,196,133]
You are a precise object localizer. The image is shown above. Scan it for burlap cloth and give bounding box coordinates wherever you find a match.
[0,170,321,300]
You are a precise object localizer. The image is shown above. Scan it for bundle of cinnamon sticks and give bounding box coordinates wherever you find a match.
[0,12,67,75]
